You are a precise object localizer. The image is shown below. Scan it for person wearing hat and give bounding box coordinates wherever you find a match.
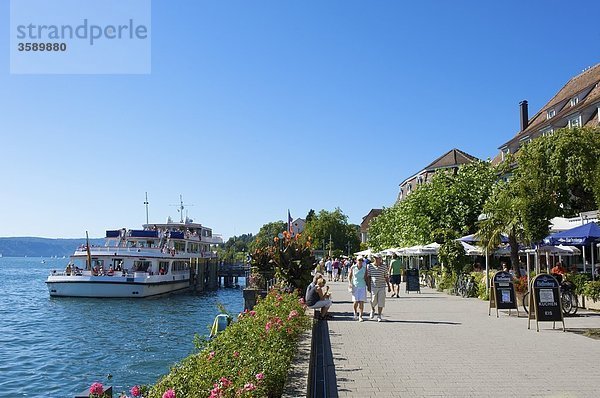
[365,253,391,322]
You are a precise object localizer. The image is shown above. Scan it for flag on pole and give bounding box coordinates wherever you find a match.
[288,210,293,233]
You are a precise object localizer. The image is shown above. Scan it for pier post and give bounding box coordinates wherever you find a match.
[196,261,205,292]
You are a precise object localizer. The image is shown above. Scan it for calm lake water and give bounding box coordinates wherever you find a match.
[0,257,244,397]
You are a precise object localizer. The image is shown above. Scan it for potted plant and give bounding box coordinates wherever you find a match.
[243,267,268,311]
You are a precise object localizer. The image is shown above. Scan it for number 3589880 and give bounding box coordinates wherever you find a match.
[17,42,67,51]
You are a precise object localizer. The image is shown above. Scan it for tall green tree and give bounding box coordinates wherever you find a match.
[305,209,316,223]
[477,181,525,276]
[250,221,287,252]
[512,126,600,243]
[218,233,254,264]
[303,208,360,256]
[368,161,496,251]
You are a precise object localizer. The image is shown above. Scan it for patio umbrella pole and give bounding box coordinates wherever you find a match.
[583,246,587,274]
[592,243,595,281]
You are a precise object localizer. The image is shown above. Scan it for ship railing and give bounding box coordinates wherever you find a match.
[75,246,163,254]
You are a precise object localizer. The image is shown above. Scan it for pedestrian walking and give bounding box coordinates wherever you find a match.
[389,253,402,297]
[332,258,340,281]
[365,253,391,322]
[325,257,333,281]
[348,256,367,321]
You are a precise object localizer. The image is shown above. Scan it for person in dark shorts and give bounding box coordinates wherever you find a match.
[388,253,402,297]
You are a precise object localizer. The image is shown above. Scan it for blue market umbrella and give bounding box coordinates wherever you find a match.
[544,222,600,279]
[458,233,509,244]
[543,222,600,245]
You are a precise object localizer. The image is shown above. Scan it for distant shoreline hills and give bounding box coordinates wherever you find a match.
[0,237,104,258]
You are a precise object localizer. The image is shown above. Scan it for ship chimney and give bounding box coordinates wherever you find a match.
[519,100,529,131]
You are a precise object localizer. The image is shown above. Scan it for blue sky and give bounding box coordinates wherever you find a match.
[1,0,600,239]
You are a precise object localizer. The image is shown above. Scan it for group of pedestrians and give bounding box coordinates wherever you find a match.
[323,257,352,282]
[307,253,398,322]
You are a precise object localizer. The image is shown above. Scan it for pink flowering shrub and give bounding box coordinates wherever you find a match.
[89,382,105,398]
[148,289,309,397]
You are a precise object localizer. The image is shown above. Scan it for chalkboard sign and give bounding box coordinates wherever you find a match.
[488,271,518,317]
[405,268,420,293]
[528,274,565,332]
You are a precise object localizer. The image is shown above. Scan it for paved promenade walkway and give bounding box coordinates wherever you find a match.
[325,280,600,397]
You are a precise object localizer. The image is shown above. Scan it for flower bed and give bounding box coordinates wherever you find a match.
[144,289,310,398]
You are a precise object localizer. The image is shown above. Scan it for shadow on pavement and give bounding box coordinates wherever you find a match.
[378,319,461,325]
[309,319,339,397]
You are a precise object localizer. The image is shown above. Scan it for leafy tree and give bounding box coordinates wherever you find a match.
[249,221,287,252]
[438,239,469,274]
[368,161,496,250]
[477,181,525,276]
[512,126,600,243]
[302,208,361,256]
[305,209,316,223]
[218,233,254,264]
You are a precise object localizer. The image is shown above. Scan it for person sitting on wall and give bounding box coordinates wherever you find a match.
[305,277,333,320]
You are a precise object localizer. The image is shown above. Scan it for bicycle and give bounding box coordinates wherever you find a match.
[454,273,474,297]
[422,272,436,289]
[521,276,579,316]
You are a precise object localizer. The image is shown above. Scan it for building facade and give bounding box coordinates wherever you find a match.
[495,63,600,163]
[397,148,479,202]
[360,208,382,244]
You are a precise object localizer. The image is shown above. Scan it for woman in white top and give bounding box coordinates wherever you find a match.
[348,256,368,321]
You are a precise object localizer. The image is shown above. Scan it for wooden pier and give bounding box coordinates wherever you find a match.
[189,260,249,292]
[217,264,250,287]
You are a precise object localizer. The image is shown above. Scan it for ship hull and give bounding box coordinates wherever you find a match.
[46,274,191,298]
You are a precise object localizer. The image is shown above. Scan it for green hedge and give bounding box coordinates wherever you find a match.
[147,290,310,398]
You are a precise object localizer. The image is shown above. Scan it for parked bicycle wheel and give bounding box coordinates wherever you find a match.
[560,291,578,316]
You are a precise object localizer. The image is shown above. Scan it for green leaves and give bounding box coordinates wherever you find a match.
[302,208,361,255]
[148,290,310,398]
[369,161,496,250]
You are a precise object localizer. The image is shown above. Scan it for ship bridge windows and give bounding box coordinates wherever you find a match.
[174,241,186,252]
[113,259,124,271]
[133,260,151,272]
[188,243,199,253]
[92,259,104,268]
[172,261,189,272]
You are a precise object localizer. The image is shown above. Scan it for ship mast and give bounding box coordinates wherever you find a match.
[144,192,150,225]
[170,195,193,223]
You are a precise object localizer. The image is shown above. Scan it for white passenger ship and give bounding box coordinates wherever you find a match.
[46,218,223,298]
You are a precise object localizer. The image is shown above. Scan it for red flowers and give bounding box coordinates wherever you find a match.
[130,385,141,397]
[162,389,176,398]
[89,382,104,397]
[287,310,299,320]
